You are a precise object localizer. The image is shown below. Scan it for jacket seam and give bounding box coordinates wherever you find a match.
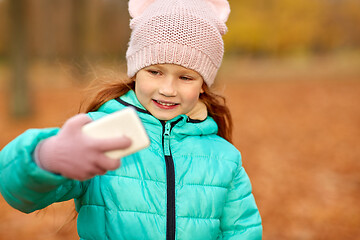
[179,183,227,189]
[222,223,262,234]
[107,208,165,217]
[226,191,253,203]
[177,154,238,163]
[2,157,17,171]
[81,204,165,217]
[103,174,166,184]
[177,215,220,221]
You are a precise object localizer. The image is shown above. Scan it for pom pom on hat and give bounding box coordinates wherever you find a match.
[126,0,230,86]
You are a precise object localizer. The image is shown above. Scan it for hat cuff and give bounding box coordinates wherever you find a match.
[126,43,219,86]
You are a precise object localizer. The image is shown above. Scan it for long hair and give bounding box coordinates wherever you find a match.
[80,75,233,143]
[200,84,233,143]
[80,72,135,113]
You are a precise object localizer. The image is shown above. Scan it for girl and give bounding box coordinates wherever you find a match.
[0,0,262,239]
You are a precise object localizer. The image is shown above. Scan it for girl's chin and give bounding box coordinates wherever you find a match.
[151,112,178,121]
[149,108,180,121]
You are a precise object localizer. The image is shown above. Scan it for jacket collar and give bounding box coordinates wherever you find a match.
[96,90,218,136]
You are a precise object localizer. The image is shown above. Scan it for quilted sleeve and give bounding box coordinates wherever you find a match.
[220,154,263,240]
[0,128,86,214]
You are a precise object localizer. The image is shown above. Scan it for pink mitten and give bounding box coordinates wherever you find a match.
[34,114,132,181]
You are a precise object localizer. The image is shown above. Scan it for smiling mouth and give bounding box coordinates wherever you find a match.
[153,99,179,107]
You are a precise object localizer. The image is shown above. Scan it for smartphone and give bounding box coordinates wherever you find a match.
[82,107,150,159]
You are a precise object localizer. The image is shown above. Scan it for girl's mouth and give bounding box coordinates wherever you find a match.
[153,99,179,109]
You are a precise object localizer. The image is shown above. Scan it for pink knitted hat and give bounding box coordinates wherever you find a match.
[126,0,230,86]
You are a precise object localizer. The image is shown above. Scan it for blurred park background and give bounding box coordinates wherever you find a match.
[0,0,360,239]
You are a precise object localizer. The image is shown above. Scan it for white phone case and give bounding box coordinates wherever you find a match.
[82,107,150,159]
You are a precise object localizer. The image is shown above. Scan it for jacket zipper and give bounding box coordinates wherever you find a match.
[162,119,181,240]
[116,97,180,239]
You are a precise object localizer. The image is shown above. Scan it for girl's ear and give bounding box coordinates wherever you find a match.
[200,82,205,94]
[206,0,231,23]
[128,0,156,18]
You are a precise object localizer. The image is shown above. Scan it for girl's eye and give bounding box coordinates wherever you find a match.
[148,70,160,75]
[180,76,192,81]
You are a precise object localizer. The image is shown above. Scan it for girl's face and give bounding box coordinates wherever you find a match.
[134,64,204,121]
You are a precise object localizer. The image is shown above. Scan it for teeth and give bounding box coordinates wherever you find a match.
[157,100,176,106]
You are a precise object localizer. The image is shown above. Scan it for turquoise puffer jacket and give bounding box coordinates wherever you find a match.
[0,90,262,240]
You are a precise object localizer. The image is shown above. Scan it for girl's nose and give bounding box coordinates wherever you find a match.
[159,77,177,97]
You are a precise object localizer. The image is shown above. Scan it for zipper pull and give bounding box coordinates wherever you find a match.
[163,122,171,156]
[164,122,171,136]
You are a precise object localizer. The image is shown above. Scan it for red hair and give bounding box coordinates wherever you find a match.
[80,75,233,142]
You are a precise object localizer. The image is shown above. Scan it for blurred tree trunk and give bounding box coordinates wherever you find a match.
[9,0,31,117]
[87,0,101,59]
[40,0,55,61]
[72,0,88,80]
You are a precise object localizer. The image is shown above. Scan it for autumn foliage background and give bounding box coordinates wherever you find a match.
[0,0,360,239]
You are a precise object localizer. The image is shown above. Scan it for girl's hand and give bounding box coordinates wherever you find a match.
[34,114,132,181]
